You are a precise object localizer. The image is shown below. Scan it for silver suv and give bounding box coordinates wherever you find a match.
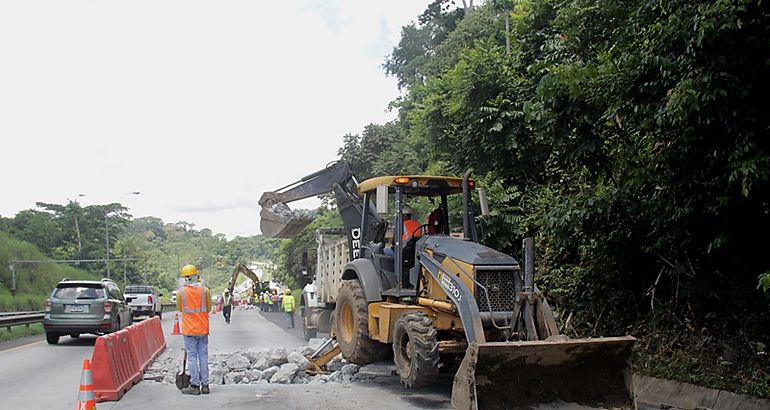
[43,278,132,344]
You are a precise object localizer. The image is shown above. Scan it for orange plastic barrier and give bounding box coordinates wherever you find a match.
[128,322,152,371]
[145,316,166,360]
[91,317,166,402]
[91,330,141,401]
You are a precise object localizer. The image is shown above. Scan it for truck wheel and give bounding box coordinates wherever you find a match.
[335,279,387,364]
[46,332,60,345]
[393,312,439,388]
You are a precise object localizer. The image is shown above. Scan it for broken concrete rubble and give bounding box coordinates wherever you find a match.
[143,342,371,386]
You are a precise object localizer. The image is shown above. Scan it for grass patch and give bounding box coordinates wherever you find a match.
[632,312,770,398]
[0,323,44,342]
[0,293,46,312]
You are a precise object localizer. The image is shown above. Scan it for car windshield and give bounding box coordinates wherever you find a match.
[53,284,105,299]
[124,286,152,294]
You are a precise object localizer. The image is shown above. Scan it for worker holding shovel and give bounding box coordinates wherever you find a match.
[176,264,212,395]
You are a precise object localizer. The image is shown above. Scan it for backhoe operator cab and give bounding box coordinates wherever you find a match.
[354,175,471,298]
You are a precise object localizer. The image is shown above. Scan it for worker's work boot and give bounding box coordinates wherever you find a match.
[201,385,210,395]
[181,385,200,395]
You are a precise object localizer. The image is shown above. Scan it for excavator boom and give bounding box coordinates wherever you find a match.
[227,263,265,297]
[258,161,356,239]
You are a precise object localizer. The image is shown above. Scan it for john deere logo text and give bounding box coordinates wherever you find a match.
[438,272,462,302]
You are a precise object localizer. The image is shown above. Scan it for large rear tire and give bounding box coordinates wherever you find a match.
[335,279,387,364]
[393,312,439,388]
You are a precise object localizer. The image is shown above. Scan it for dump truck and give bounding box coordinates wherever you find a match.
[299,228,348,341]
[259,160,636,409]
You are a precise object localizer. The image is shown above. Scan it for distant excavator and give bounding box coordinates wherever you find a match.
[227,262,269,301]
[259,161,636,409]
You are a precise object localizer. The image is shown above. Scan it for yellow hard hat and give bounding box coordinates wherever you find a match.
[181,264,199,277]
[285,289,292,295]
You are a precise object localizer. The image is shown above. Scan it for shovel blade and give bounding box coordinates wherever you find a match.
[175,373,191,390]
[451,336,636,410]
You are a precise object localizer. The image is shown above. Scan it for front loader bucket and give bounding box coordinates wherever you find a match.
[451,336,636,410]
[259,204,314,238]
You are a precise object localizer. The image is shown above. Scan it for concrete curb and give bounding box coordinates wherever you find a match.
[634,374,770,410]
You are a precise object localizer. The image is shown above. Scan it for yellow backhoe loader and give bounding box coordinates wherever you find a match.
[259,161,636,409]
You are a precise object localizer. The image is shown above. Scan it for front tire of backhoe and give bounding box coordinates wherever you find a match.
[393,312,439,388]
[335,279,387,364]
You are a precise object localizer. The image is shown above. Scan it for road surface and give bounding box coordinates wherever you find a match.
[0,308,667,410]
[0,309,452,410]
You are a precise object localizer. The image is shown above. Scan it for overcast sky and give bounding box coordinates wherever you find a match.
[0,0,436,238]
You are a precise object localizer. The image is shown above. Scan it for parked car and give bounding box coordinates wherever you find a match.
[123,285,163,319]
[43,278,132,345]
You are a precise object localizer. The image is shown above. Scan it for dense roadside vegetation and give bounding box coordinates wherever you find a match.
[274,0,770,397]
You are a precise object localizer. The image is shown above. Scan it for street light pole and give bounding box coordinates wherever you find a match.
[81,192,140,279]
[104,208,111,278]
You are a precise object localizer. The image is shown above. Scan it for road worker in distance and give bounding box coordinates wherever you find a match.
[282,289,296,329]
[222,289,234,324]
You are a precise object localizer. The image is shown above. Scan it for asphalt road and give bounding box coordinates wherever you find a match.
[0,329,98,409]
[0,308,668,410]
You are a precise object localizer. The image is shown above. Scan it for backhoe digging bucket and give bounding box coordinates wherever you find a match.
[451,336,636,410]
[259,203,314,238]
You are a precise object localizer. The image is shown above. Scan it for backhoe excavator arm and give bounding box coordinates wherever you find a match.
[259,160,380,262]
[258,160,356,207]
[227,263,265,297]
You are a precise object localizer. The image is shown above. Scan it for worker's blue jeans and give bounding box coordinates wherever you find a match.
[286,311,295,328]
[183,335,209,387]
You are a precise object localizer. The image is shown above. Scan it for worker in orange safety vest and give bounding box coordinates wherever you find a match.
[401,206,422,242]
[176,264,212,395]
[384,206,422,257]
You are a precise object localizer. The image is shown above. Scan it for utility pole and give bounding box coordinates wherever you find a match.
[9,263,16,296]
[101,207,111,278]
[80,192,140,279]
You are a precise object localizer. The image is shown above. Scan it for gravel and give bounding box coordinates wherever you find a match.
[143,340,364,386]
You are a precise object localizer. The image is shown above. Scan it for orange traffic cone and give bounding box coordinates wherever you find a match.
[76,359,96,410]
[172,313,181,336]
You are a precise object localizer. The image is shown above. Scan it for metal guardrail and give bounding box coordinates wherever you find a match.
[161,303,176,312]
[1,304,177,331]
[0,311,45,331]
[0,311,43,317]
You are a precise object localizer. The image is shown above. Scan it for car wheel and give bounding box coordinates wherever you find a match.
[46,332,60,345]
[114,317,121,332]
[157,310,162,319]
